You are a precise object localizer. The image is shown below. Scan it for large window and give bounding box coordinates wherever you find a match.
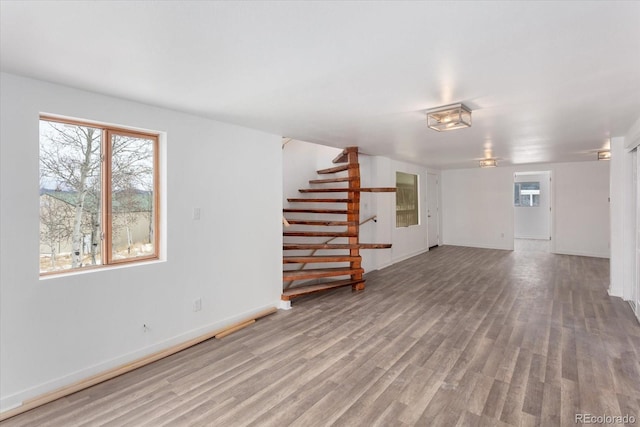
[39,116,159,275]
[396,171,419,227]
[514,181,540,207]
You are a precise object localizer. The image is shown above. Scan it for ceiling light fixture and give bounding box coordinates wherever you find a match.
[479,159,497,168]
[426,103,472,132]
[597,151,611,161]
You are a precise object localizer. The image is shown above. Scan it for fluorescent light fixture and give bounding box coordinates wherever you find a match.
[597,151,611,160]
[479,159,497,168]
[426,103,472,132]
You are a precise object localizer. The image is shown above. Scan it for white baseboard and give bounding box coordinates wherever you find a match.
[443,241,513,251]
[625,301,640,325]
[608,287,624,298]
[372,247,430,272]
[278,300,292,310]
[391,248,430,265]
[514,235,549,240]
[552,248,610,259]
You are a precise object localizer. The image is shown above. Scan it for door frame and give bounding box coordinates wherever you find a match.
[513,170,554,250]
[427,172,440,248]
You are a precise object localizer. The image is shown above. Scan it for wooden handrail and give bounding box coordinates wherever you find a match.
[283,215,378,290]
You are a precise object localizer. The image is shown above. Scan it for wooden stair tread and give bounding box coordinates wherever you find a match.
[283,267,364,281]
[360,187,396,193]
[283,208,348,214]
[309,177,353,184]
[359,243,392,249]
[283,219,357,226]
[283,231,357,237]
[298,187,395,193]
[282,278,365,300]
[287,198,352,203]
[331,147,358,164]
[299,188,349,193]
[283,243,392,250]
[316,164,356,174]
[332,150,348,164]
[283,255,361,263]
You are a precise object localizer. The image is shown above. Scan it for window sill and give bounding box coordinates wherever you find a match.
[39,258,165,281]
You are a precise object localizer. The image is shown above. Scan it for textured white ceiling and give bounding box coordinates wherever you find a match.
[1,1,639,169]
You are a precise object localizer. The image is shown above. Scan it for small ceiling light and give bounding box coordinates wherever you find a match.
[597,151,611,161]
[479,159,497,168]
[426,103,472,132]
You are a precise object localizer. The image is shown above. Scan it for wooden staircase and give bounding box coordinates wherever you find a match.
[282,146,394,302]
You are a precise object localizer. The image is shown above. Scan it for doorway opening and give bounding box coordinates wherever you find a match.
[513,171,552,253]
[427,173,440,249]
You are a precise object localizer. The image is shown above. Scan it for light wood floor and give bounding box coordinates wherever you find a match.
[514,238,551,253]
[3,246,639,426]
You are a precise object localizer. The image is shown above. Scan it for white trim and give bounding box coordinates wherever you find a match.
[553,248,610,259]
[278,300,292,310]
[443,242,513,251]
[625,116,640,151]
[514,235,550,240]
[608,287,624,298]
[374,248,430,271]
[392,248,430,264]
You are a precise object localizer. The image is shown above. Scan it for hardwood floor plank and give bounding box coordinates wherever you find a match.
[616,393,640,423]
[544,325,563,387]
[540,382,561,426]
[499,348,532,425]
[397,368,443,425]
[481,378,510,421]
[332,362,415,426]
[561,326,579,382]
[370,401,409,427]
[560,378,581,426]
[521,379,544,417]
[3,246,638,427]
[466,373,495,416]
[528,353,546,383]
[245,380,338,427]
[287,365,387,427]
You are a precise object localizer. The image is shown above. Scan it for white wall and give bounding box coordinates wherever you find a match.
[442,161,610,257]
[282,140,342,209]
[0,73,282,411]
[553,162,610,258]
[609,115,640,300]
[441,166,515,250]
[514,172,551,240]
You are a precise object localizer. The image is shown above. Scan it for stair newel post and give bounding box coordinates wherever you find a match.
[346,147,364,291]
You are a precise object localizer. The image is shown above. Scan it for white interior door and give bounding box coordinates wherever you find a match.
[427,173,439,248]
[635,149,639,321]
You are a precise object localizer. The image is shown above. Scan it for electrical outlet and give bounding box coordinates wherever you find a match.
[193,298,202,312]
